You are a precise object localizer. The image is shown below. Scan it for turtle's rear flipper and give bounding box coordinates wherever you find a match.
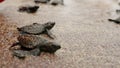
[17,27,27,34]
[108,19,120,24]
[9,42,20,50]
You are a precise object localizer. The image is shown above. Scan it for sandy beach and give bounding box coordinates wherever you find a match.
[0,0,120,68]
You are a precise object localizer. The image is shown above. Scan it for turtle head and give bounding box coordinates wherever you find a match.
[44,22,55,30]
[40,42,61,53]
[50,42,61,49]
[17,27,21,31]
[48,42,61,53]
[34,6,39,9]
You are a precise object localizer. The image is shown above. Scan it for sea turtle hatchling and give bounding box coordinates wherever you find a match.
[49,0,64,6]
[34,0,50,4]
[17,22,55,39]
[10,34,61,53]
[18,6,39,13]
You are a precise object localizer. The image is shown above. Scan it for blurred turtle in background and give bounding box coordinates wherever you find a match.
[18,6,39,13]
[49,0,64,6]
[34,0,64,6]
[34,0,50,4]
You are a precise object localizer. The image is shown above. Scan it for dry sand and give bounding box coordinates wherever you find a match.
[0,0,120,68]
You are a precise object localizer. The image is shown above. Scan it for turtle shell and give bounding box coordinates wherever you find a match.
[18,23,45,34]
[18,35,47,49]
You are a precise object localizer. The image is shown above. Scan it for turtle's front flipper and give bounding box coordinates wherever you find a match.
[46,29,56,39]
[12,50,27,59]
[30,48,41,56]
[108,19,120,24]
[12,48,41,59]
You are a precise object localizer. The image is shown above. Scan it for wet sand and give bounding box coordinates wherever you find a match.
[0,0,120,68]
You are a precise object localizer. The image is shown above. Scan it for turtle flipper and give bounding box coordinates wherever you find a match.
[46,29,56,39]
[30,48,41,56]
[108,19,120,24]
[9,42,20,50]
[12,50,27,59]
[12,48,41,59]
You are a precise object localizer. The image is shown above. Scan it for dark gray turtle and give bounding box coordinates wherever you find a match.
[116,9,120,14]
[13,48,40,59]
[17,22,55,39]
[11,34,61,53]
[18,6,39,13]
[34,0,50,4]
[49,0,64,6]
[108,17,120,24]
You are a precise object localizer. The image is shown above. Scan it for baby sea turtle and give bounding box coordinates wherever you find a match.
[34,0,50,4]
[17,22,55,39]
[34,0,64,6]
[108,17,120,24]
[13,48,40,59]
[49,0,64,6]
[18,6,39,13]
[11,34,61,53]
